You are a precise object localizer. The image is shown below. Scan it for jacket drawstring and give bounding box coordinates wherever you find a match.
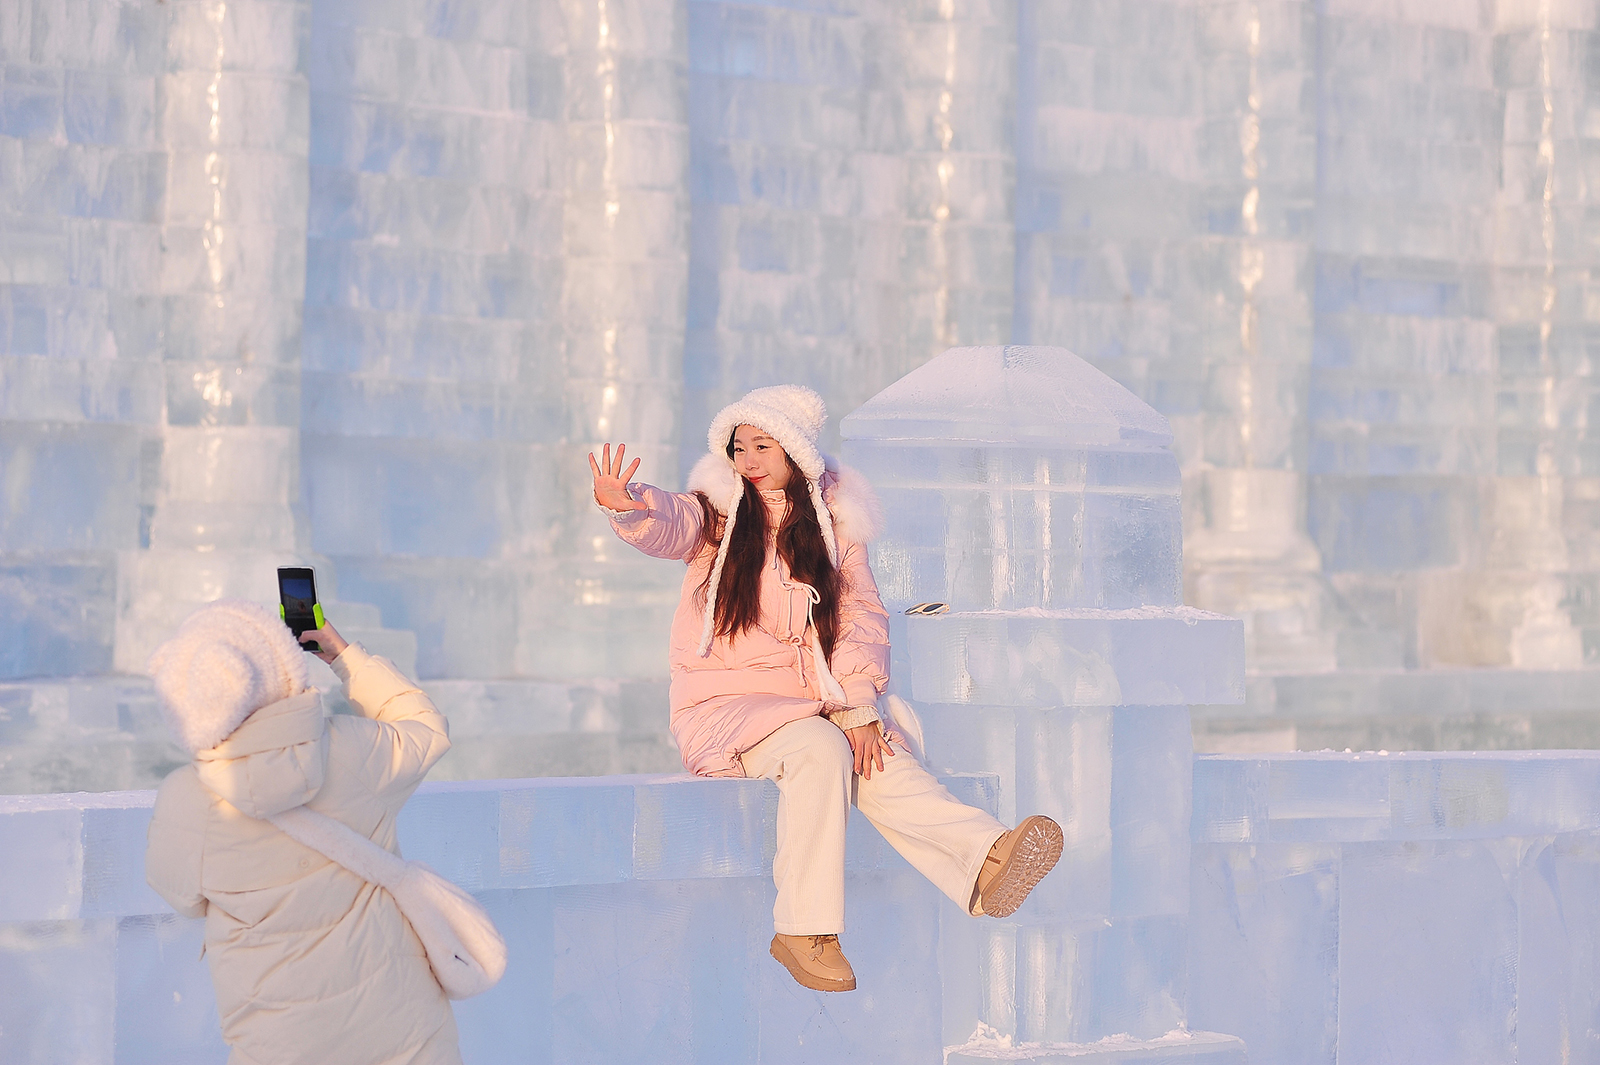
[781,578,821,688]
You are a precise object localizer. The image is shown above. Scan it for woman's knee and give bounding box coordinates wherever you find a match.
[784,715,853,774]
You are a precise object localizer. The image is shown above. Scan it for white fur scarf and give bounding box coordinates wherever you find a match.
[685,453,885,656]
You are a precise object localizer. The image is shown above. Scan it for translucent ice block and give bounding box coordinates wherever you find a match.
[905,609,1245,707]
[1338,839,1517,1064]
[1186,842,1340,1065]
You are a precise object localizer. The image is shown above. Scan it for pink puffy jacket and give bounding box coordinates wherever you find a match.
[608,456,888,776]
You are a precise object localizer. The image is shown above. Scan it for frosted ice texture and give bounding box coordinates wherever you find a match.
[5,0,1599,701]
[843,346,1182,613]
[680,0,1018,469]
[0,773,997,1064]
[1189,750,1600,1065]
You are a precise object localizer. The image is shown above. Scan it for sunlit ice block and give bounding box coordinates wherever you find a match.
[1190,752,1600,1065]
[855,451,1183,611]
[1186,842,1340,1065]
[0,791,166,922]
[1192,750,1600,845]
[1,773,1000,1063]
[0,916,119,1064]
[919,705,1191,922]
[1006,914,1190,1044]
[843,346,1183,611]
[904,609,1245,707]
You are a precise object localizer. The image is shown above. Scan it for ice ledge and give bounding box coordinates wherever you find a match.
[906,609,1245,706]
[946,1027,1247,1064]
[0,771,1000,923]
[1193,750,1600,843]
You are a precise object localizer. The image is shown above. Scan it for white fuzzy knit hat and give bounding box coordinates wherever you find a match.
[148,598,311,755]
[695,384,839,656]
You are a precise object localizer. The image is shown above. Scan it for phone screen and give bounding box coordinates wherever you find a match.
[280,577,315,612]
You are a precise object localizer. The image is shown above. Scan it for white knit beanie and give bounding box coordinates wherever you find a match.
[148,598,311,755]
[697,384,840,655]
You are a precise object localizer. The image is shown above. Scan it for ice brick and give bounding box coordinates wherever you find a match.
[551,878,769,1065]
[0,797,83,920]
[1110,706,1192,917]
[451,888,555,1065]
[1337,839,1518,1065]
[1187,843,1340,1065]
[1515,835,1600,1065]
[842,347,1172,448]
[1193,752,1600,844]
[634,775,771,881]
[905,610,1245,707]
[1014,915,1189,1044]
[0,918,117,1065]
[113,913,227,1065]
[1011,707,1113,921]
[494,778,636,889]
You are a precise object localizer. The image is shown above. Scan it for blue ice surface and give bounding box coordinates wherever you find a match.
[0,772,999,1064]
[1189,751,1600,1065]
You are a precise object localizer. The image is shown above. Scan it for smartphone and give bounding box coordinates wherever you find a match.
[277,567,325,652]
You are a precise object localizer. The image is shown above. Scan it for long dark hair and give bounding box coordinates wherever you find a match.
[696,441,842,659]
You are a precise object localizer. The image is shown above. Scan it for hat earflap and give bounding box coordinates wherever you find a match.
[809,478,839,565]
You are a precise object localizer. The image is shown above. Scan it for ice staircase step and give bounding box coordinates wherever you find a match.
[946,1030,1247,1064]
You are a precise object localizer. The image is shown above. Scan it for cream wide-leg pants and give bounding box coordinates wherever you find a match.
[740,714,1007,935]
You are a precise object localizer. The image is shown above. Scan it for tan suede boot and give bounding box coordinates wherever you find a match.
[971,814,1065,917]
[770,933,857,992]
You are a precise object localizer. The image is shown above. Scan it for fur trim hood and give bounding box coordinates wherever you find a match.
[148,598,311,756]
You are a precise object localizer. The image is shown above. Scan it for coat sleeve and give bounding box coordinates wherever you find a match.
[330,643,451,801]
[829,539,891,708]
[145,770,208,920]
[606,483,710,562]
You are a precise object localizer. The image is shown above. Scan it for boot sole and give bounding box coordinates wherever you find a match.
[769,938,856,992]
[980,815,1064,918]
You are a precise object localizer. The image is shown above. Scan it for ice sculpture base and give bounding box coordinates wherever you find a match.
[1189,750,1600,1065]
[0,773,1000,1065]
[945,1028,1247,1064]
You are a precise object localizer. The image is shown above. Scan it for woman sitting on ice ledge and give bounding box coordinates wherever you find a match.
[591,384,1064,992]
[143,601,462,1065]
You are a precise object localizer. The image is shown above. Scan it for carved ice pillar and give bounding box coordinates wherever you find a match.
[1182,0,1333,673]
[894,0,1018,368]
[529,0,689,678]
[115,0,312,671]
[1429,2,1594,668]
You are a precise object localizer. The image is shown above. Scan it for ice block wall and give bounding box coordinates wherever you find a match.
[0,772,1003,1065]
[4,0,1600,749]
[680,0,1017,467]
[299,0,687,681]
[0,0,312,680]
[1189,750,1600,1065]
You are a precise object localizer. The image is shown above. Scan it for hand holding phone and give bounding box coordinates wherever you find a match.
[296,624,348,665]
[278,567,326,652]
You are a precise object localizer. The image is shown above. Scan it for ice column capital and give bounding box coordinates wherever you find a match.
[842,345,1182,612]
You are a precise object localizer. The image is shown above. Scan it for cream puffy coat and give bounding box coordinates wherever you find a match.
[145,644,459,1065]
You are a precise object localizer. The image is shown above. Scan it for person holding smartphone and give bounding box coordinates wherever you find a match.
[590,384,1064,992]
[143,599,462,1065]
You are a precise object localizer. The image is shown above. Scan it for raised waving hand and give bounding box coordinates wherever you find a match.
[589,443,646,512]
